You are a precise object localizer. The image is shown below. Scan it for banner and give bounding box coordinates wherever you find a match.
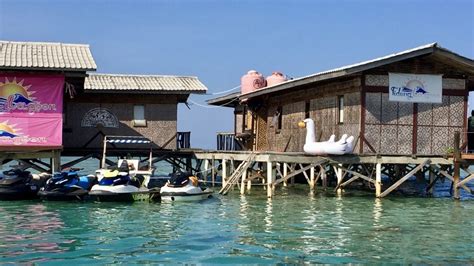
[389,73,442,103]
[0,117,62,147]
[0,74,64,148]
[0,74,64,114]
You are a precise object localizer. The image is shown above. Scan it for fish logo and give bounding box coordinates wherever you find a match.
[0,121,21,138]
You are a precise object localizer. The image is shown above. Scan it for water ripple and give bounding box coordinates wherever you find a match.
[0,188,474,264]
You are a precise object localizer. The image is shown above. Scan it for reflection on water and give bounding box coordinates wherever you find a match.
[0,203,71,263]
[1,187,474,264]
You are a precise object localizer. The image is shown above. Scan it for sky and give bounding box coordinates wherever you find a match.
[1,0,473,149]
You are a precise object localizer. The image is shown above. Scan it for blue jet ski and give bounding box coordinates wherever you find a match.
[38,169,97,201]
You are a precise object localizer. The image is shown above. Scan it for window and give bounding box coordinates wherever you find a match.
[337,96,344,124]
[133,105,146,127]
[305,101,310,119]
[277,106,283,131]
[242,106,252,132]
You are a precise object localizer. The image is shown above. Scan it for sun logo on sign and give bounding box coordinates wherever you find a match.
[0,120,21,138]
[0,77,36,107]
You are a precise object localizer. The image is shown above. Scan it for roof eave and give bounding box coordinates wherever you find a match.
[84,89,207,94]
[240,45,437,101]
[0,66,96,72]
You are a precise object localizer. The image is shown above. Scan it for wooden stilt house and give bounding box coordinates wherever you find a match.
[209,43,474,155]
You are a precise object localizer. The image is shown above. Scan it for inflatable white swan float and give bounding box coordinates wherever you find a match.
[298,118,354,155]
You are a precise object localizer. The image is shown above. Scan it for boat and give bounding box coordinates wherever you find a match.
[160,172,213,201]
[38,169,97,201]
[0,169,49,200]
[88,136,160,202]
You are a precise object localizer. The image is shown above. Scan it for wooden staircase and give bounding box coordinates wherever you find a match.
[219,153,256,195]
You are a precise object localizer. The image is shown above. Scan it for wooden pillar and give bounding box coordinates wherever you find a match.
[186,156,192,172]
[453,131,461,200]
[222,158,227,189]
[283,163,288,187]
[101,136,107,169]
[428,165,435,195]
[211,156,215,187]
[267,161,274,198]
[240,168,247,195]
[51,150,61,173]
[334,164,343,193]
[204,159,209,184]
[310,166,315,190]
[376,162,382,197]
[322,167,327,190]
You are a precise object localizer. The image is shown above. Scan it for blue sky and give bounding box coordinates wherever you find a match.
[1,0,473,148]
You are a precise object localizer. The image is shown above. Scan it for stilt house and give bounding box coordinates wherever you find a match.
[0,40,207,171]
[209,43,474,155]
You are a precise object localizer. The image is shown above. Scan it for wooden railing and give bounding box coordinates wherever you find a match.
[177,132,191,149]
[217,133,243,151]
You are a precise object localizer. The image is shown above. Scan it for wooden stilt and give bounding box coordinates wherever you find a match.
[211,156,215,187]
[267,161,274,198]
[204,159,209,184]
[283,163,288,187]
[240,168,247,195]
[310,166,315,190]
[322,167,327,190]
[375,163,382,197]
[379,159,431,198]
[428,165,436,195]
[333,164,343,193]
[222,158,227,188]
[453,131,461,200]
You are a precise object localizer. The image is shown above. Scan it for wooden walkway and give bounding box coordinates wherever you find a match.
[192,149,474,199]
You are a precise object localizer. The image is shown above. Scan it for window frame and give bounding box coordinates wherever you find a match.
[133,104,147,127]
[337,95,344,124]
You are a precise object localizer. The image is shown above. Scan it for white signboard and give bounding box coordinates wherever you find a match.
[389,73,442,103]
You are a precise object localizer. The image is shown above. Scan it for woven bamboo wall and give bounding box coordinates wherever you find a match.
[263,77,362,152]
[64,100,178,150]
[364,75,466,155]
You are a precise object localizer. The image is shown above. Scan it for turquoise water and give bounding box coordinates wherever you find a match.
[1,187,474,264]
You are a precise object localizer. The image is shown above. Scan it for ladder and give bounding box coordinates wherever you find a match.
[219,153,256,195]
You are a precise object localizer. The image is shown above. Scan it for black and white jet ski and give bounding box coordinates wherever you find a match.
[0,169,49,200]
[38,169,97,201]
[160,172,213,201]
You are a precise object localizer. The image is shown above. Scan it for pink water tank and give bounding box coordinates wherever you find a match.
[241,70,266,94]
[266,72,287,87]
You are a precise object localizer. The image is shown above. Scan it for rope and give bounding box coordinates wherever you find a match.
[187,97,240,109]
[207,85,240,95]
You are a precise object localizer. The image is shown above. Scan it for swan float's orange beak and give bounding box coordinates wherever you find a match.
[298,121,306,128]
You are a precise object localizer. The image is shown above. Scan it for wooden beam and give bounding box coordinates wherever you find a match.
[274,164,317,186]
[456,173,474,188]
[439,170,473,194]
[379,159,431,198]
[337,166,375,190]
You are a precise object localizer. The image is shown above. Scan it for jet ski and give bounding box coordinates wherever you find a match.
[38,169,97,201]
[0,169,48,200]
[160,172,213,202]
[89,159,160,202]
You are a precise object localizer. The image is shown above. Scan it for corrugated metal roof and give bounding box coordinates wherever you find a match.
[0,40,97,71]
[240,43,474,100]
[85,73,208,94]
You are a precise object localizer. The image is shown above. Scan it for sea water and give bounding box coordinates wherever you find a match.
[1,188,474,264]
[1,158,474,264]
